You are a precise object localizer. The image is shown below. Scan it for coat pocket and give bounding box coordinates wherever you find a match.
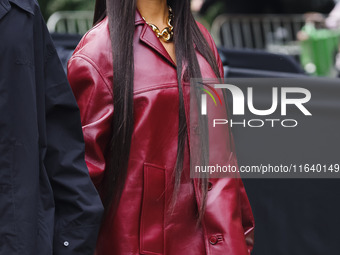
[140,163,165,255]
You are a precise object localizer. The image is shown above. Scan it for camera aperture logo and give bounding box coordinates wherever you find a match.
[198,82,312,128]
[198,82,223,114]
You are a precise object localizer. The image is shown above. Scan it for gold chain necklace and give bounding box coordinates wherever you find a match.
[142,6,174,42]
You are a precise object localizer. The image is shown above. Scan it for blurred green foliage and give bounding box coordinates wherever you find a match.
[38,0,95,21]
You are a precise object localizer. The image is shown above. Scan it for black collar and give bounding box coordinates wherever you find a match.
[0,0,36,20]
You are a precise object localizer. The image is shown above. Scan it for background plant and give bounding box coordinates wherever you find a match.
[38,0,95,21]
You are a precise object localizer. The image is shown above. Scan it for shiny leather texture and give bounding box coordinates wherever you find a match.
[68,10,254,255]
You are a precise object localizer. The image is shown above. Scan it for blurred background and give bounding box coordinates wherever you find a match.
[40,0,94,21]
[39,0,340,77]
[38,1,340,255]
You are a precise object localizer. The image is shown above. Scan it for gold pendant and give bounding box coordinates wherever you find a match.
[142,6,174,42]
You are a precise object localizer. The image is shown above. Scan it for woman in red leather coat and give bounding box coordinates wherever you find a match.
[67,0,255,254]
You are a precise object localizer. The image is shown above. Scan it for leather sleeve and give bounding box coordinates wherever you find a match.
[239,178,255,254]
[67,54,113,189]
[198,22,255,253]
[41,17,104,254]
[208,32,224,79]
[196,21,224,78]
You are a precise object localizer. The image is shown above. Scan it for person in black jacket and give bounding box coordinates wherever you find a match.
[0,0,104,254]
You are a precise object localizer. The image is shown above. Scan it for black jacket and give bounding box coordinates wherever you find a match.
[0,0,103,254]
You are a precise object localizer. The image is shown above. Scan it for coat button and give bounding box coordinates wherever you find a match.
[63,241,69,247]
[209,235,218,245]
[208,182,213,191]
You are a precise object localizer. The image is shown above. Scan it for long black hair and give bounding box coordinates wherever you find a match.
[93,0,221,222]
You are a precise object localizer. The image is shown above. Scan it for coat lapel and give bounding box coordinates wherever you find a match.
[0,0,36,20]
[0,0,11,20]
[9,0,35,15]
[135,10,176,68]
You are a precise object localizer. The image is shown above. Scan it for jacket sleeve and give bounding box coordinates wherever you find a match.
[202,24,256,253]
[211,32,255,255]
[209,33,224,79]
[214,45,256,254]
[41,19,104,254]
[196,21,224,78]
[239,179,255,254]
[67,54,113,189]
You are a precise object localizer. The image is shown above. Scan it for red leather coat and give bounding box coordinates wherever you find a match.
[68,10,254,255]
